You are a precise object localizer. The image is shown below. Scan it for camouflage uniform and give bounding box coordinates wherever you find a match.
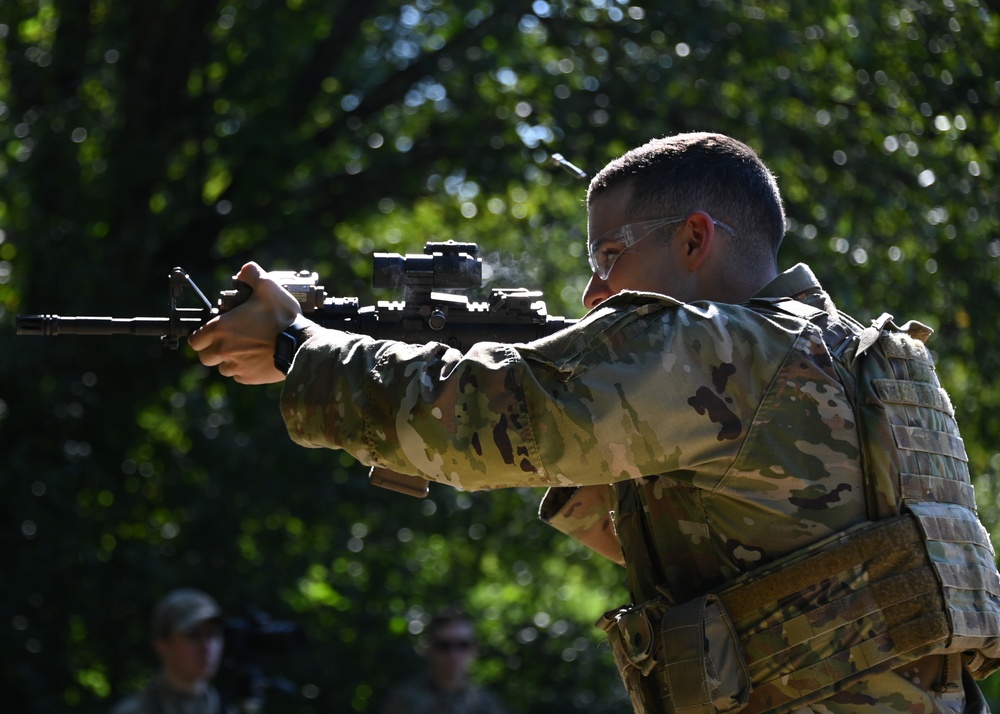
[281,264,992,713]
[377,675,507,714]
[110,674,225,714]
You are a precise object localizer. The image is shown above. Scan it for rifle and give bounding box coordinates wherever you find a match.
[16,240,577,498]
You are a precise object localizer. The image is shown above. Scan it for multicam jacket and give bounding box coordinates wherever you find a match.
[280,264,982,713]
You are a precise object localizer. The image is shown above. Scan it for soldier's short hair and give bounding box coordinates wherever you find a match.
[588,132,786,268]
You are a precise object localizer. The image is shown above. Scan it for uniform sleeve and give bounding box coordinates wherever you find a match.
[539,485,624,565]
[280,292,794,492]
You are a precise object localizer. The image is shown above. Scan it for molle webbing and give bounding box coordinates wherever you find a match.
[601,506,1000,714]
[908,502,1000,661]
[846,316,976,521]
[871,330,974,505]
[714,508,967,713]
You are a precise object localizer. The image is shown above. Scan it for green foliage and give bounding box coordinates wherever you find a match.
[1,0,999,711]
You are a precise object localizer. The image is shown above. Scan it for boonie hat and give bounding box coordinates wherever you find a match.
[152,588,222,638]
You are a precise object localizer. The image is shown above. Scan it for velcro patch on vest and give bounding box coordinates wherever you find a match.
[891,424,968,462]
[880,332,934,361]
[900,472,977,510]
[873,378,955,416]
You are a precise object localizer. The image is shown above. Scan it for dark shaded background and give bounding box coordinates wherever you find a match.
[2,1,998,711]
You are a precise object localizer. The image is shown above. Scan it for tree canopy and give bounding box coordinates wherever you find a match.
[1,1,998,712]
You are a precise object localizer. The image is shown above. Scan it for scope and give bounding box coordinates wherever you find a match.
[372,241,481,295]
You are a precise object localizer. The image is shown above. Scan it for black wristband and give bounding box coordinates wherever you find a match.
[273,315,313,375]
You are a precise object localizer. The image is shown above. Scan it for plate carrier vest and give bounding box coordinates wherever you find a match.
[598,299,1000,714]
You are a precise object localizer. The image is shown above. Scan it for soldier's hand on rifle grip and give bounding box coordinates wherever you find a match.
[189,262,308,385]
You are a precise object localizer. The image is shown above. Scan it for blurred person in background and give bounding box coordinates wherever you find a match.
[111,588,231,714]
[378,607,508,714]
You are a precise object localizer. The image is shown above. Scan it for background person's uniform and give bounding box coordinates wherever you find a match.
[279,263,999,713]
[378,675,507,714]
[111,674,224,714]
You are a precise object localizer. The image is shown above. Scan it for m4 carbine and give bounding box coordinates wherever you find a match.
[16,241,577,498]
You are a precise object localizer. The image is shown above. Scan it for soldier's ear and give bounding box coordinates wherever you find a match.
[674,211,717,270]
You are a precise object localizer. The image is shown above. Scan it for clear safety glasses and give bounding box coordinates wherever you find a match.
[587,215,736,281]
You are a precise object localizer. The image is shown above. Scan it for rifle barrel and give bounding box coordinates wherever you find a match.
[16,315,203,337]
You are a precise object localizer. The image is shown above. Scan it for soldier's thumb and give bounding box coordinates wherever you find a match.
[236,261,265,287]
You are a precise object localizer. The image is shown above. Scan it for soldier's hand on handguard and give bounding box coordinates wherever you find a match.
[189,262,306,385]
